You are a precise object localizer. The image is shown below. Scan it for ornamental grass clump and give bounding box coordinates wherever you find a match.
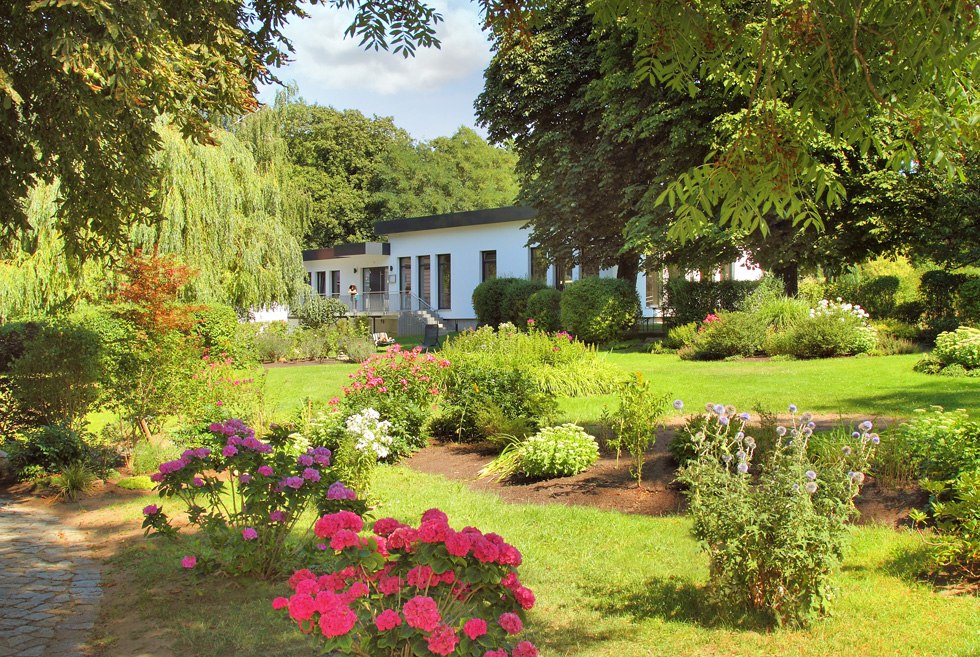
[678,404,876,627]
[142,418,361,578]
[274,508,538,657]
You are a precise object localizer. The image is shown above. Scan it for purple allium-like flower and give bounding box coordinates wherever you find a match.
[673,399,684,410]
[736,462,749,474]
[739,412,751,422]
[859,420,873,432]
[722,454,733,464]
[712,404,725,415]
[776,426,787,437]
[804,481,818,494]
[792,483,801,492]
[805,470,817,480]
[718,415,730,426]
[242,527,258,540]
[788,404,798,413]
[852,431,861,439]
[735,450,746,460]
[870,434,880,444]
[850,472,866,484]
[842,445,852,455]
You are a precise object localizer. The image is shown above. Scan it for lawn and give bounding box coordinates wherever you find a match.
[92,466,980,657]
[262,353,980,423]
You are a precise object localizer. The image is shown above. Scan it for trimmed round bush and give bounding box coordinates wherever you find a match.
[520,424,599,479]
[524,288,562,332]
[297,295,349,329]
[472,277,515,327]
[956,279,980,326]
[687,311,767,360]
[559,277,640,343]
[501,278,547,326]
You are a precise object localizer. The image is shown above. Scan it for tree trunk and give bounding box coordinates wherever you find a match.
[773,262,799,297]
[616,250,641,287]
[137,417,158,446]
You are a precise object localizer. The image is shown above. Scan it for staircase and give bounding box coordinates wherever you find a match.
[397,309,444,337]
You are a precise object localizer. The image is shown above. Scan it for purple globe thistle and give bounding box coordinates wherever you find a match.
[859,420,873,432]
[804,481,818,494]
[805,470,817,480]
[788,404,798,413]
[870,434,880,444]
[739,412,751,422]
[842,445,853,455]
[712,404,725,415]
[736,462,749,474]
[719,415,730,426]
[673,399,684,410]
[852,431,861,439]
[776,426,787,437]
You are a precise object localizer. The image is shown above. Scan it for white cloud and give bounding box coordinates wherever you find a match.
[276,2,492,95]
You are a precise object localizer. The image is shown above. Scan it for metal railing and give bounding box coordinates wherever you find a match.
[315,291,443,318]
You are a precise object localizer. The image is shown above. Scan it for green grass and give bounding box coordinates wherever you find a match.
[261,353,979,425]
[99,467,980,657]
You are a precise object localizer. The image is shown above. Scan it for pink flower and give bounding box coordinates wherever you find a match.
[272,596,289,610]
[403,596,441,632]
[318,606,357,637]
[512,641,538,657]
[242,527,258,541]
[483,651,508,657]
[302,467,321,482]
[287,593,317,621]
[374,609,402,631]
[426,624,459,656]
[373,517,404,537]
[288,569,316,588]
[463,618,488,640]
[406,565,436,588]
[498,612,523,635]
[257,465,274,477]
[269,510,286,523]
[295,579,320,596]
[513,586,536,610]
[472,537,499,563]
[330,529,362,551]
[222,444,238,457]
[444,531,472,557]
[378,575,403,595]
[180,555,197,569]
[142,504,159,516]
[239,473,252,484]
[192,477,205,487]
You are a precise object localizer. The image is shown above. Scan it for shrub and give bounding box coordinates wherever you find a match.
[51,461,96,502]
[130,440,183,475]
[4,318,102,429]
[518,424,599,479]
[116,475,155,490]
[341,346,446,457]
[608,373,670,485]
[852,275,901,319]
[559,276,640,344]
[754,296,810,330]
[275,508,537,657]
[932,326,980,370]
[339,336,376,363]
[254,322,292,362]
[192,304,254,365]
[664,322,698,349]
[687,311,767,360]
[678,406,876,627]
[297,295,349,329]
[292,326,338,361]
[664,278,760,325]
[777,299,877,358]
[956,279,980,326]
[916,469,980,583]
[524,288,562,332]
[898,408,980,484]
[143,419,360,578]
[501,279,547,327]
[920,270,974,340]
[893,300,926,325]
[472,277,517,327]
[5,424,88,479]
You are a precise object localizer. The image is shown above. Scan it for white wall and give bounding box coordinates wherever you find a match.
[388,220,534,319]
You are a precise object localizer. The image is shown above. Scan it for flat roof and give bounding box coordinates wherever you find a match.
[374,206,536,235]
[302,242,390,261]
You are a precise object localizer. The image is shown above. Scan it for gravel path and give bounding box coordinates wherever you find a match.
[0,497,102,657]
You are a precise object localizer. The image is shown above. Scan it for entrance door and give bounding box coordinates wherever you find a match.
[362,267,388,312]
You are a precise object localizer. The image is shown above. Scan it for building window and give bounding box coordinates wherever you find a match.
[530,247,548,282]
[330,270,340,297]
[645,263,665,308]
[481,250,497,282]
[315,271,326,295]
[554,257,574,291]
[718,262,736,281]
[418,256,431,306]
[437,254,451,310]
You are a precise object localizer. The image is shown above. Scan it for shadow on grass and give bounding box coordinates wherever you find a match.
[844,381,980,417]
[883,540,936,584]
[581,576,774,632]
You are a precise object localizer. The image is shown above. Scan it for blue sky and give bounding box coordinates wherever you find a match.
[257,0,493,141]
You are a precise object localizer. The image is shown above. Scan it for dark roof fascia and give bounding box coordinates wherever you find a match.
[374,206,537,236]
[302,242,390,261]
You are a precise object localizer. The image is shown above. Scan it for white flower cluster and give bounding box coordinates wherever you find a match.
[345,408,394,460]
[809,298,870,324]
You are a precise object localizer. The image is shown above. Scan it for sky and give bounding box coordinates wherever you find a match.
[257,0,494,141]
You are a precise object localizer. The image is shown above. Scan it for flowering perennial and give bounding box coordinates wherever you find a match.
[274,508,537,657]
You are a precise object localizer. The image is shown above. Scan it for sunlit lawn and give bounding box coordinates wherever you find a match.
[99,466,980,657]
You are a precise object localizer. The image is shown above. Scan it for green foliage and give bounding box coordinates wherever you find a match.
[684,311,767,360]
[339,336,376,364]
[956,279,980,326]
[193,305,247,364]
[918,469,980,583]
[664,279,760,326]
[51,461,96,503]
[524,288,562,332]
[5,425,88,479]
[517,424,599,479]
[609,373,670,485]
[439,324,619,398]
[898,408,980,484]
[297,294,349,330]
[4,318,102,428]
[560,277,640,344]
[130,441,183,476]
[501,278,547,327]
[919,270,976,340]
[932,326,980,371]
[776,300,878,359]
[471,277,538,327]
[679,407,875,627]
[664,322,698,349]
[116,475,156,491]
[253,323,292,363]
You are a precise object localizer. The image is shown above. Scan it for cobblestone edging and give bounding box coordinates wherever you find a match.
[0,497,103,657]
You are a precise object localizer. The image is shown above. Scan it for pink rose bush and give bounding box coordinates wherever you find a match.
[141,419,363,578]
[274,508,537,657]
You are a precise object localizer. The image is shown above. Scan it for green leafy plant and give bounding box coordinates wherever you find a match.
[932,326,980,371]
[684,311,767,360]
[481,424,599,481]
[678,405,876,627]
[51,461,96,502]
[5,424,88,479]
[609,373,670,486]
[916,469,980,583]
[559,276,640,344]
[297,294,350,329]
[664,322,698,349]
[524,288,562,332]
[777,299,877,358]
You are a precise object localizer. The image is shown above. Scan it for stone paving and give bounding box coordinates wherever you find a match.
[0,497,102,657]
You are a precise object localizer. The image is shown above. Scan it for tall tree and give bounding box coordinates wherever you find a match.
[370,127,519,220]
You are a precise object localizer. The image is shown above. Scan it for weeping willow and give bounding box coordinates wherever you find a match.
[0,117,310,321]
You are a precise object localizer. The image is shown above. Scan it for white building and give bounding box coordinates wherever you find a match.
[302,206,761,334]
